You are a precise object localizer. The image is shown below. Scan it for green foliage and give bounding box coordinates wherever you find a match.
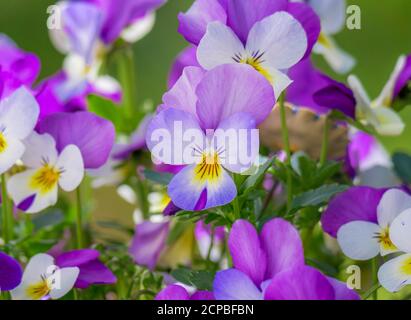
[393,152,411,184]
[171,267,215,291]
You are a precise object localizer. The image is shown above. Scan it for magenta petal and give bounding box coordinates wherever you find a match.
[129,221,170,269]
[327,277,360,300]
[213,269,263,300]
[168,46,201,89]
[394,54,411,98]
[260,218,305,279]
[321,187,385,237]
[0,252,22,291]
[56,249,100,267]
[37,111,115,169]
[155,284,190,300]
[190,291,215,300]
[178,0,227,45]
[228,220,266,286]
[196,64,275,130]
[264,266,335,300]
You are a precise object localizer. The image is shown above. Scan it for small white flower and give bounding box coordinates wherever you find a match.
[0,87,39,174]
[7,132,84,214]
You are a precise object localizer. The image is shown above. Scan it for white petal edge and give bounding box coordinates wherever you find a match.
[22,132,58,169]
[378,254,411,293]
[49,267,80,300]
[56,144,84,192]
[390,208,411,253]
[377,189,411,228]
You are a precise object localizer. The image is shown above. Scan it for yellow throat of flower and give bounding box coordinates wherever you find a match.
[241,56,273,83]
[376,227,397,252]
[26,278,52,300]
[194,152,222,183]
[0,132,8,154]
[30,164,60,194]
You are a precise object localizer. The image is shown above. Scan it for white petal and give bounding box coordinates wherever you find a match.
[265,67,292,98]
[56,145,84,191]
[390,209,411,253]
[378,254,411,292]
[246,11,307,70]
[21,132,58,168]
[0,87,39,139]
[49,267,79,300]
[93,75,122,96]
[348,75,372,108]
[11,253,55,300]
[197,21,245,70]
[337,221,381,260]
[377,189,411,228]
[309,0,346,35]
[0,136,24,174]
[374,56,407,108]
[372,106,405,136]
[314,35,355,74]
[121,12,155,43]
[63,54,87,81]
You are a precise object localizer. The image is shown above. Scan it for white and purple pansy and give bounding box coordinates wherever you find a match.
[146,64,275,211]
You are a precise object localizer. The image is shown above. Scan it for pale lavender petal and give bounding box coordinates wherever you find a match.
[0,252,22,291]
[228,220,266,286]
[168,46,200,88]
[155,284,190,300]
[37,111,115,169]
[327,277,360,300]
[129,221,170,269]
[260,218,305,279]
[178,0,227,45]
[213,269,263,300]
[264,266,335,300]
[321,187,386,237]
[196,64,275,129]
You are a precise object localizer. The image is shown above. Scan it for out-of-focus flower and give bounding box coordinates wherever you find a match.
[11,253,79,300]
[196,11,308,97]
[7,132,84,213]
[168,46,200,89]
[156,284,214,300]
[213,218,359,300]
[195,221,225,262]
[37,111,115,169]
[55,249,117,289]
[0,87,40,174]
[347,75,405,136]
[0,252,22,291]
[322,188,411,261]
[292,0,355,73]
[0,34,40,98]
[146,64,275,211]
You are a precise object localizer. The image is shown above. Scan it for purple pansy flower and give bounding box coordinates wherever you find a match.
[213,218,359,300]
[0,252,22,291]
[129,220,170,269]
[37,111,115,169]
[168,46,200,89]
[287,58,356,118]
[55,249,117,289]
[156,284,214,300]
[146,64,275,211]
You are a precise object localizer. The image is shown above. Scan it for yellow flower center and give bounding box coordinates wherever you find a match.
[400,256,411,276]
[241,57,273,83]
[0,132,8,153]
[318,32,333,49]
[30,164,60,194]
[194,152,222,183]
[26,278,51,300]
[376,227,397,252]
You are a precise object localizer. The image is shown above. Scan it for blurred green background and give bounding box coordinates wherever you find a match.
[0,0,410,151]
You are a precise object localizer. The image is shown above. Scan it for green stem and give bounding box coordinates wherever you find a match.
[232,197,240,220]
[371,258,379,300]
[319,116,330,166]
[278,94,292,211]
[206,227,215,264]
[75,187,83,249]
[1,174,9,244]
[135,175,149,219]
[117,47,139,126]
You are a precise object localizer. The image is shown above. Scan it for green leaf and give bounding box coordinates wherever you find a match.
[393,152,411,184]
[87,95,123,131]
[171,268,215,291]
[143,169,173,185]
[290,184,349,214]
[240,157,274,194]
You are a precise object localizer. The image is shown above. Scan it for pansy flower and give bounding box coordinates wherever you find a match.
[156,284,214,300]
[195,221,225,262]
[322,188,411,260]
[0,252,22,292]
[0,87,40,174]
[146,64,275,211]
[54,249,117,289]
[7,131,84,213]
[11,253,79,300]
[292,0,355,73]
[179,0,320,96]
[213,218,359,300]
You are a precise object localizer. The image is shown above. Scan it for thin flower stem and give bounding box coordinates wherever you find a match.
[1,174,9,244]
[371,258,379,300]
[75,186,83,249]
[206,226,215,264]
[135,175,149,219]
[362,283,381,300]
[278,93,292,211]
[319,116,330,167]
[232,197,241,220]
